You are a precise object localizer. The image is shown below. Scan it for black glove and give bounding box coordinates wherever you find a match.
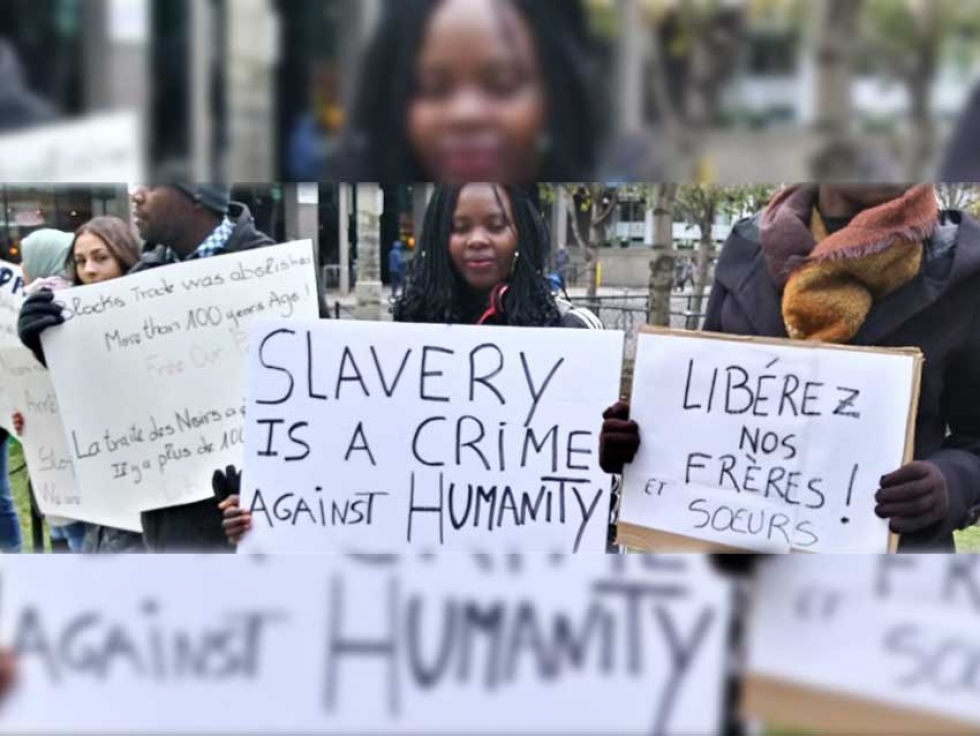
[17,290,64,367]
[599,401,640,474]
[875,461,949,535]
[212,465,241,503]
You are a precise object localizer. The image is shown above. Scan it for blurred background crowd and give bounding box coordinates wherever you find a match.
[2,0,980,183]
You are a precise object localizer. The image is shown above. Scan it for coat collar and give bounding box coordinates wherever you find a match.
[715,212,980,344]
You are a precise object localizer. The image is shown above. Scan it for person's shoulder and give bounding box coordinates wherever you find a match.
[129,245,174,274]
[226,203,276,251]
[717,213,762,265]
[555,298,603,330]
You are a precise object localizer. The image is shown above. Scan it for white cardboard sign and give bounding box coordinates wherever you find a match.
[745,556,980,730]
[0,348,98,526]
[0,112,144,183]
[41,241,319,530]
[620,330,920,553]
[239,320,625,553]
[0,555,732,735]
[0,259,24,350]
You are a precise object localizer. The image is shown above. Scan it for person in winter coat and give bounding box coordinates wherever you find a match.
[13,218,144,553]
[220,183,604,545]
[19,183,276,553]
[14,229,87,552]
[600,184,980,553]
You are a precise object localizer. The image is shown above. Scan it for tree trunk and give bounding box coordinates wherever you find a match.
[688,206,716,330]
[648,184,678,326]
[906,0,940,180]
[810,0,863,179]
[354,183,384,321]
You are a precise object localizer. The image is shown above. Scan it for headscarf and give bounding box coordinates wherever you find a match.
[21,229,73,282]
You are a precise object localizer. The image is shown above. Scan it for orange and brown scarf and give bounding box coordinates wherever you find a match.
[760,185,938,343]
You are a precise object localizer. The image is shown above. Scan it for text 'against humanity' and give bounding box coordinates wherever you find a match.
[246,328,609,551]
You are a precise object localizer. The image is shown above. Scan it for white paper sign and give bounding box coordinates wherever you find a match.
[0,112,144,183]
[0,259,24,350]
[240,321,624,553]
[746,556,980,729]
[0,554,731,735]
[0,348,102,526]
[41,241,319,530]
[620,331,919,553]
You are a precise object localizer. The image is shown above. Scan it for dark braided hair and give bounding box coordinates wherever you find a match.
[394,185,562,327]
[337,0,600,181]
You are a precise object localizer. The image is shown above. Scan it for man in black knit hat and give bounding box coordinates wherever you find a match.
[18,180,275,552]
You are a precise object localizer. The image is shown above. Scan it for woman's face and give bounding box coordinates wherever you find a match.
[73,232,124,285]
[408,0,547,183]
[448,183,519,294]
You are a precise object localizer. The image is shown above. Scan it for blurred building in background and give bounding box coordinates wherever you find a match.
[1,1,979,182]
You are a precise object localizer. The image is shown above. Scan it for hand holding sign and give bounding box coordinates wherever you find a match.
[240,320,625,554]
[875,462,950,535]
[17,290,65,366]
[599,401,640,475]
[618,328,923,554]
[40,241,319,531]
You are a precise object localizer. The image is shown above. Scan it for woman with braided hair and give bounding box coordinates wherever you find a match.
[394,183,599,329]
[220,183,601,546]
[332,0,602,183]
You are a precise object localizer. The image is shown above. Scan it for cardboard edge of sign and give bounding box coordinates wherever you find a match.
[741,674,980,734]
[617,326,925,556]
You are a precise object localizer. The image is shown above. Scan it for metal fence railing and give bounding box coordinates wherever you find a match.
[567,293,709,357]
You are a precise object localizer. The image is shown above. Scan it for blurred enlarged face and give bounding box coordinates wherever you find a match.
[408,0,547,183]
[131,185,191,246]
[74,232,124,285]
[448,184,519,293]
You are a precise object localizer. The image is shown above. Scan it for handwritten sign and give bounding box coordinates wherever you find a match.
[618,329,922,554]
[0,554,731,735]
[239,321,624,553]
[744,556,980,732]
[41,241,318,530]
[0,348,111,527]
[0,259,24,350]
[0,112,144,183]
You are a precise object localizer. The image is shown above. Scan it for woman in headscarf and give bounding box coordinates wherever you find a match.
[13,220,145,554]
[14,229,86,552]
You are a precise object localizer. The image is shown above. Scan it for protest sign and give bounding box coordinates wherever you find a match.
[0,259,24,350]
[618,328,922,554]
[0,112,144,182]
[239,320,624,553]
[0,348,108,527]
[743,556,980,733]
[0,554,731,735]
[41,241,318,530]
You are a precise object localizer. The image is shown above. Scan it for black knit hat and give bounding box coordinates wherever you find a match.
[172,184,231,216]
[153,159,230,216]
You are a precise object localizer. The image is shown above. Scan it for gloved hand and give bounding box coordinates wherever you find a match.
[599,401,640,474]
[212,465,241,502]
[874,461,949,535]
[213,465,251,546]
[17,290,64,367]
